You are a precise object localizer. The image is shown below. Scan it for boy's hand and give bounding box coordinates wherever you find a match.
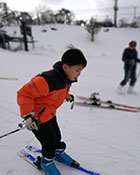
[66,94,74,102]
[23,112,41,131]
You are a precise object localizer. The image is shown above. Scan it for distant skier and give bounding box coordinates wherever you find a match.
[118,40,140,94]
[17,47,87,175]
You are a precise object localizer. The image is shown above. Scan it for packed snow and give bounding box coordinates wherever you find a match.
[0,24,140,175]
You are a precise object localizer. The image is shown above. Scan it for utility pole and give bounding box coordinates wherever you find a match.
[114,0,118,27]
[133,6,137,20]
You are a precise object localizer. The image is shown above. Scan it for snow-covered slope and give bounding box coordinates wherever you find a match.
[0,24,140,175]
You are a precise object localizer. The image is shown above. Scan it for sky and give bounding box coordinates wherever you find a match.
[1,0,140,20]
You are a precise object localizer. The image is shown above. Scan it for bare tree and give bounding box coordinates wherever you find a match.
[34,4,47,25]
[41,9,55,24]
[0,2,10,25]
[86,17,101,42]
[118,18,129,28]
[55,8,74,24]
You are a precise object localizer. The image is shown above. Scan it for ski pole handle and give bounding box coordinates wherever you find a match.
[18,120,26,128]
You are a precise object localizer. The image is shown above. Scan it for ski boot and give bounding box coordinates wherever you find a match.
[40,156,60,175]
[117,85,125,94]
[55,149,80,168]
[127,86,137,94]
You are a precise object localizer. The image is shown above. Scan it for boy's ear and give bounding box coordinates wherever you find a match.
[62,64,68,71]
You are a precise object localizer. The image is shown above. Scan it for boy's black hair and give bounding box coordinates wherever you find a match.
[129,40,137,47]
[61,47,87,67]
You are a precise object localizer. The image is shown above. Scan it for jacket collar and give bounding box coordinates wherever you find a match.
[128,46,136,50]
[53,61,77,84]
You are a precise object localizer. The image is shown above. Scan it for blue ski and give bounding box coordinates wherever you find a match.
[26,145,100,175]
[18,149,45,174]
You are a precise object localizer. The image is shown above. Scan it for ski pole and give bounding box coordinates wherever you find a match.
[0,121,26,139]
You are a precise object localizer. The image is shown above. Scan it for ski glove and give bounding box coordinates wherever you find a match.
[23,112,41,131]
[66,94,74,102]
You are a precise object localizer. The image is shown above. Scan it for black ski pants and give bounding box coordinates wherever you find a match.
[33,116,66,159]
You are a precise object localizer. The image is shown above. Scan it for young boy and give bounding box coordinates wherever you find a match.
[17,47,87,175]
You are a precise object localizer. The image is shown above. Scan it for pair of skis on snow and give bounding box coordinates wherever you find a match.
[18,145,100,175]
[74,94,140,113]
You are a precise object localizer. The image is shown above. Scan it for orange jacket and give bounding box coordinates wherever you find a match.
[17,62,74,123]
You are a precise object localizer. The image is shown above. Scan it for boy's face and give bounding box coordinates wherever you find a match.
[62,64,84,80]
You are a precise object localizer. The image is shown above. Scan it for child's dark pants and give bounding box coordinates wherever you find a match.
[33,116,66,159]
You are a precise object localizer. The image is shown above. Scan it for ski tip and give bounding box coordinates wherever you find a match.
[78,166,101,175]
